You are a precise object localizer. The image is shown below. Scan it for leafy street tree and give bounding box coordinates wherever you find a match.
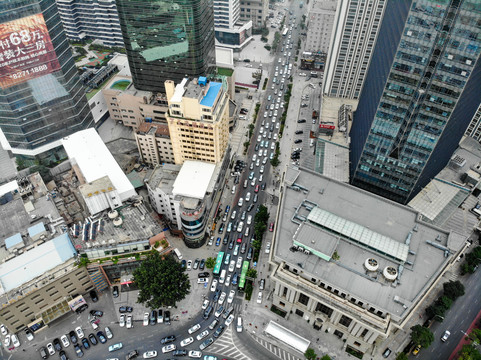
[396,353,409,360]
[443,280,465,300]
[320,355,331,360]
[410,325,434,348]
[133,252,190,309]
[457,344,481,360]
[205,257,216,269]
[246,268,257,279]
[252,239,262,251]
[304,348,317,360]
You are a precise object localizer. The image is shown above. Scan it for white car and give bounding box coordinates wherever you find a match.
[265,242,271,253]
[260,165,264,174]
[196,330,209,341]
[202,300,209,310]
[126,314,133,329]
[47,343,55,355]
[143,312,149,326]
[189,350,202,358]
[188,323,201,334]
[3,335,10,347]
[257,291,263,304]
[119,314,126,327]
[227,290,235,304]
[0,324,7,336]
[247,215,252,225]
[229,260,236,272]
[210,279,218,292]
[180,337,194,347]
[187,260,192,270]
[218,292,226,305]
[236,256,243,269]
[11,334,20,348]
[225,314,235,327]
[162,344,176,353]
[236,317,243,333]
[75,326,84,339]
[441,330,451,342]
[143,350,158,359]
[105,327,113,339]
[225,274,231,286]
[61,334,70,347]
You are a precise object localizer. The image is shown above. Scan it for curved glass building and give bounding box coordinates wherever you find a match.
[115,0,216,93]
[0,0,93,155]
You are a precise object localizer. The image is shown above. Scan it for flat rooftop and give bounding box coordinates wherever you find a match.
[200,82,222,107]
[274,167,466,321]
[147,164,182,193]
[173,161,216,199]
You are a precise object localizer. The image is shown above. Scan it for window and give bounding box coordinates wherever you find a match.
[298,293,309,306]
[339,315,352,328]
[295,309,304,317]
[282,287,288,297]
[316,303,333,318]
[361,329,368,337]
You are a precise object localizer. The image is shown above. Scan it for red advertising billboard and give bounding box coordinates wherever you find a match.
[0,14,60,89]
[319,123,335,130]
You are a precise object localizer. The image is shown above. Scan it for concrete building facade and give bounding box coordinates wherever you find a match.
[239,0,268,29]
[305,0,338,55]
[165,78,230,165]
[464,103,481,144]
[135,122,175,165]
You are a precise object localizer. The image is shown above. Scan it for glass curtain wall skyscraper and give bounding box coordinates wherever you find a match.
[350,0,481,204]
[0,0,93,155]
[115,0,216,93]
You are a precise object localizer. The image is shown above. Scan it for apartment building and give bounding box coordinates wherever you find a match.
[269,167,466,357]
[239,0,268,28]
[165,78,230,165]
[135,122,175,165]
[305,0,337,54]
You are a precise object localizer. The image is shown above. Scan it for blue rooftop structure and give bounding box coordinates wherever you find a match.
[28,222,46,238]
[5,233,22,249]
[200,82,221,107]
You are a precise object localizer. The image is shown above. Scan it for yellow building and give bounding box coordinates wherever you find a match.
[165,77,230,164]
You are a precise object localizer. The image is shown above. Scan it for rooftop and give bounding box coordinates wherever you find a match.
[200,82,222,107]
[274,167,466,321]
[147,164,182,193]
[0,233,76,295]
[137,122,170,138]
[314,138,349,182]
[172,161,216,199]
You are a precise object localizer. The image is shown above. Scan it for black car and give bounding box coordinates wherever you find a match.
[164,310,171,324]
[223,235,229,245]
[255,144,259,151]
[81,338,90,350]
[126,350,139,360]
[213,289,221,302]
[89,310,103,317]
[59,350,68,360]
[232,272,239,285]
[214,325,225,338]
[53,337,62,351]
[301,103,308,107]
[382,348,392,358]
[112,285,119,298]
[199,337,213,350]
[228,240,234,250]
[198,272,210,278]
[69,330,78,344]
[160,335,176,344]
[297,119,306,123]
[199,259,205,270]
[173,349,187,356]
[295,130,303,134]
[247,203,254,212]
[181,259,186,269]
[119,306,133,313]
[39,347,48,359]
[96,331,107,344]
[89,290,98,302]
[150,310,157,325]
[218,224,224,234]
[193,258,200,270]
[75,304,88,314]
[261,183,266,190]
[74,344,83,358]
[88,333,97,345]
[294,139,302,144]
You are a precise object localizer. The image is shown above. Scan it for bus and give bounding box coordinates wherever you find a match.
[238,261,250,292]
[282,27,288,37]
[213,251,224,277]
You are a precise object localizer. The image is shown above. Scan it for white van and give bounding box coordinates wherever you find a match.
[231,185,236,194]
[236,317,243,332]
[173,248,182,260]
[219,269,227,284]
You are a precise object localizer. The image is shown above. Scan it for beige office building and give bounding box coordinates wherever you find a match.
[240,0,268,28]
[135,122,175,165]
[165,78,230,165]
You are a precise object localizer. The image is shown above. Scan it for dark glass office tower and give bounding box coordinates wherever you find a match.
[0,0,93,154]
[350,0,481,204]
[115,0,216,93]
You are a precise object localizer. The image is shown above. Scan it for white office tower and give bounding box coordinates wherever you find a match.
[214,0,252,49]
[323,0,387,99]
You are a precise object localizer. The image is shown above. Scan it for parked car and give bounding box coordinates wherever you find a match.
[112,285,119,298]
[88,333,98,345]
[90,310,103,317]
[160,335,176,344]
[104,327,113,339]
[119,306,133,313]
[53,338,62,351]
[69,331,78,344]
[25,328,34,341]
[96,331,107,344]
[61,334,70,348]
[89,290,98,302]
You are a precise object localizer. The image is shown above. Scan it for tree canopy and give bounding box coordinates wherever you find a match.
[205,257,216,269]
[133,252,190,309]
[410,325,434,348]
[304,348,317,360]
[443,280,465,300]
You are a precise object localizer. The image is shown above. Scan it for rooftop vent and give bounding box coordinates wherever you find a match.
[450,154,466,169]
[108,210,118,219]
[113,217,123,227]
[383,266,398,281]
[364,258,379,272]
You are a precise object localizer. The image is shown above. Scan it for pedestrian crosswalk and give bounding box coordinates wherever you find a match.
[209,326,252,360]
[251,333,302,360]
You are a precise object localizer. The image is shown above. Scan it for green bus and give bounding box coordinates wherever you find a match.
[238,261,250,291]
[213,251,224,276]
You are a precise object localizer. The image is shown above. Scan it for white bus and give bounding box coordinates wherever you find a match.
[173,248,183,260]
[219,269,227,284]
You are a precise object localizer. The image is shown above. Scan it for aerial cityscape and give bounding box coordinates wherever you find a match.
[0,0,480,360]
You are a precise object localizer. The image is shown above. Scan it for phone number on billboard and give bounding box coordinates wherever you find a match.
[9,65,48,80]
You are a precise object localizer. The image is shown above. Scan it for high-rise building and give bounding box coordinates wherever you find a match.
[115,0,216,93]
[0,0,93,155]
[56,0,124,47]
[350,0,481,204]
[214,0,252,49]
[464,103,481,143]
[305,0,337,55]
[239,0,267,29]
[323,0,387,99]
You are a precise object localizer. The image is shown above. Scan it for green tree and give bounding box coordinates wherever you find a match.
[470,328,481,344]
[443,280,465,300]
[458,344,481,360]
[396,353,409,360]
[320,356,331,360]
[133,252,190,309]
[246,268,257,279]
[252,239,262,251]
[255,205,269,223]
[304,348,317,360]
[410,325,434,348]
[205,257,216,269]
